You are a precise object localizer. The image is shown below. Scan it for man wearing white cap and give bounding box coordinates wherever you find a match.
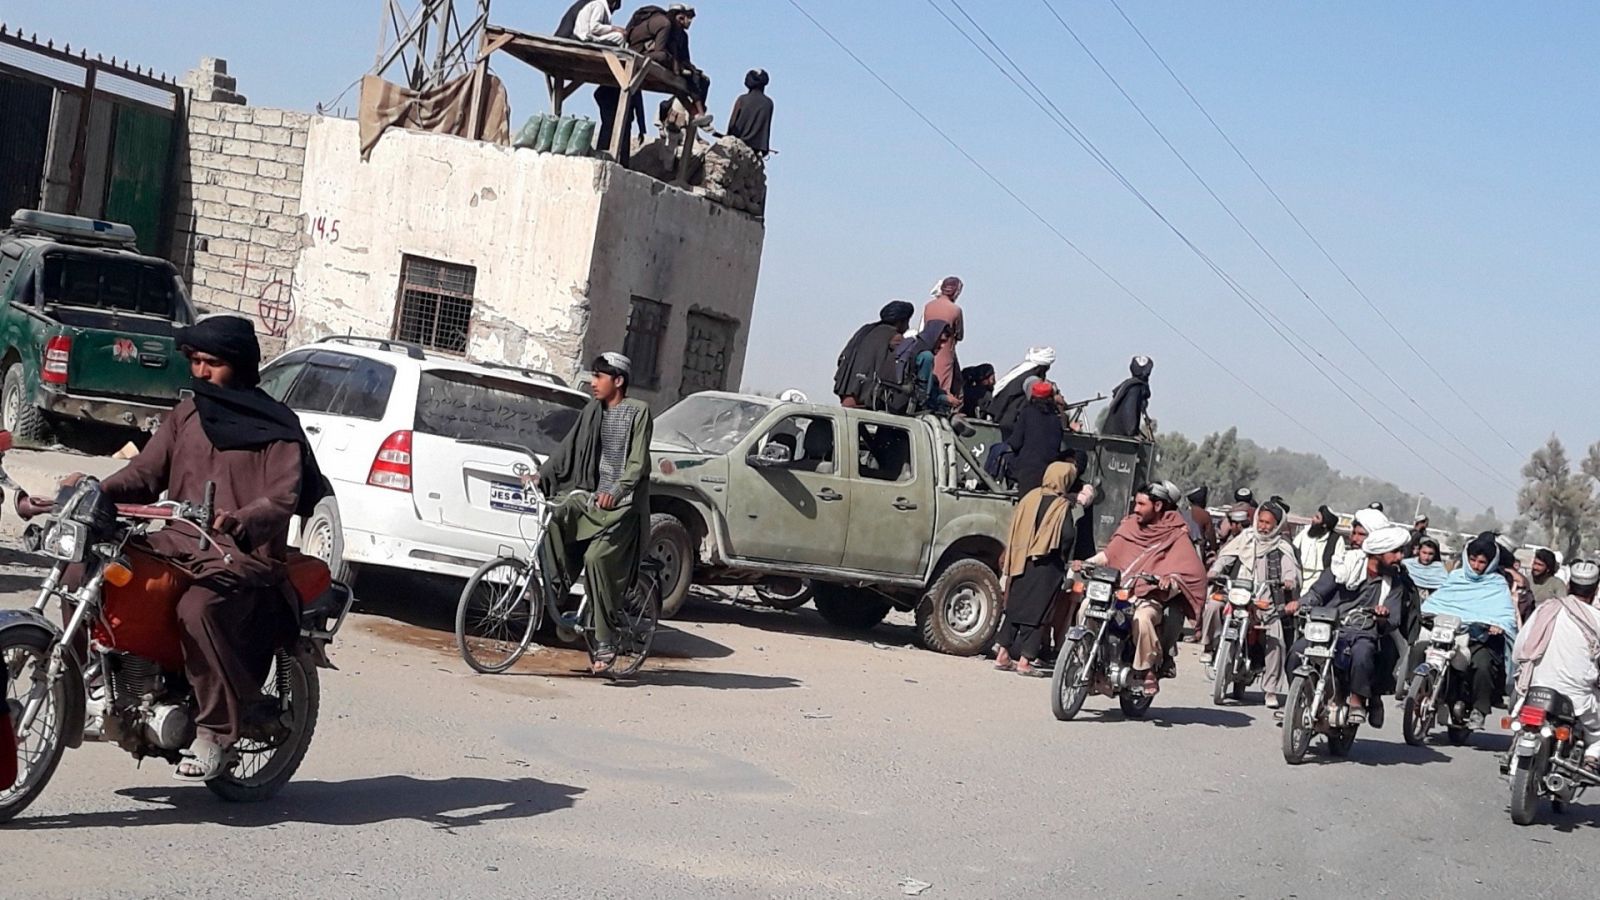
[530,352,654,674]
[1287,523,1413,726]
[1513,559,1600,774]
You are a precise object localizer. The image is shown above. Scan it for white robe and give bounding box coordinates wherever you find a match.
[1514,600,1600,756]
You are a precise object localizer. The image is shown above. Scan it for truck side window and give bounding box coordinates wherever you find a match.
[757,415,836,475]
[858,423,912,483]
[257,352,312,402]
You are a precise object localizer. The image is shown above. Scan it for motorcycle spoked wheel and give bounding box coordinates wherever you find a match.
[1050,638,1094,722]
[1211,635,1235,707]
[1402,671,1435,747]
[1281,675,1317,765]
[0,628,70,824]
[208,649,319,804]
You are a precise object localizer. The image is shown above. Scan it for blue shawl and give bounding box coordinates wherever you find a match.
[1421,557,1519,639]
[1403,558,1449,591]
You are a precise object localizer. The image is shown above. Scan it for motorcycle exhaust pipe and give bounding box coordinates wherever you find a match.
[1545,773,1569,795]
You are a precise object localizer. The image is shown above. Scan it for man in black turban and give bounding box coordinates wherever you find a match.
[834,301,914,408]
[727,68,774,156]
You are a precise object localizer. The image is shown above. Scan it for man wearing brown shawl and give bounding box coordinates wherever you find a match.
[1079,481,1207,695]
[996,461,1086,675]
[922,276,965,410]
[93,316,322,780]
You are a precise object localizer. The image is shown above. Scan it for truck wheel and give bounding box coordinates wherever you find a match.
[2,364,53,447]
[648,513,695,619]
[915,558,1002,657]
[812,583,892,631]
[300,498,357,585]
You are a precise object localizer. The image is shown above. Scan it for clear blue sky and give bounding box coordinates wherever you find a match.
[9,1,1597,515]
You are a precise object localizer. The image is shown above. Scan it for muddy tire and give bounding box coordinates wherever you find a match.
[812,583,892,632]
[915,559,1002,657]
[647,513,695,618]
[2,364,52,447]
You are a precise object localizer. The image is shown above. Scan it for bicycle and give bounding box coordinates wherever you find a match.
[453,487,662,678]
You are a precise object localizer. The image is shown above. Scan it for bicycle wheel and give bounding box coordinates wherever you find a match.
[456,557,540,674]
[608,575,662,678]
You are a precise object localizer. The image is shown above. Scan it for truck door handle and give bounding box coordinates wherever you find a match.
[817,488,843,502]
[893,498,919,511]
[304,425,321,435]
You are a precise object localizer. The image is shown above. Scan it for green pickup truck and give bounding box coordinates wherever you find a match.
[646,392,1018,656]
[0,211,195,444]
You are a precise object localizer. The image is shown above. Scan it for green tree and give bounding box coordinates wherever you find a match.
[1155,428,1257,497]
[1517,435,1594,559]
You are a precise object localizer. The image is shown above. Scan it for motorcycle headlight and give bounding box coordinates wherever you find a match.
[1087,582,1112,602]
[44,522,87,563]
[1228,588,1253,607]
[1303,621,1333,644]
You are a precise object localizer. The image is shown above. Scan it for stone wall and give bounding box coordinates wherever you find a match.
[169,99,310,356]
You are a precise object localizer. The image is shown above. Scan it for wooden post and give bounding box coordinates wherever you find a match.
[65,65,98,215]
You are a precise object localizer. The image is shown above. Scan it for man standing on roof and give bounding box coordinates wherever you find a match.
[1102,356,1154,438]
[727,69,775,157]
[921,276,966,411]
[990,346,1054,438]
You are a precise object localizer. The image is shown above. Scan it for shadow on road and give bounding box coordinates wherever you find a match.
[1324,738,1451,768]
[603,668,801,690]
[676,593,922,650]
[0,545,46,569]
[1152,706,1255,729]
[13,774,583,831]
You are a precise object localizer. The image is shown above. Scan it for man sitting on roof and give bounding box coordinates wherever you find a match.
[556,0,626,46]
[627,4,712,125]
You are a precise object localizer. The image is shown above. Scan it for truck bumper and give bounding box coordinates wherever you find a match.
[38,387,174,433]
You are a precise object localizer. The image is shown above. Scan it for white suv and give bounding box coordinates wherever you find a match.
[257,336,589,583]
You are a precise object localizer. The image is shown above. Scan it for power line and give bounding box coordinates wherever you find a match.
[779,0,1384,480]
[1028,0,1517,493]
[1104,0,1524,458]
[922,0,1495,506]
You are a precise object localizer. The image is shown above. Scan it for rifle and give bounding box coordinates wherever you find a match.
[1059,393,1107,426]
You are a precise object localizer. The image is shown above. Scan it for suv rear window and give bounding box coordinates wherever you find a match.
[40,253,188,321]
[415,370,585,457]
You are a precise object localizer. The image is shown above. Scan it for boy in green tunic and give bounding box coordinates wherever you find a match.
[532,352,653,673]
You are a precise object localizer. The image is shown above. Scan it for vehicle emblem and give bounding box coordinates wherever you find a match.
[112,338,138,363]
[512,462,531,476]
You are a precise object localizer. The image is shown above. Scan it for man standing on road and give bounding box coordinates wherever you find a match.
[533,353,653,674]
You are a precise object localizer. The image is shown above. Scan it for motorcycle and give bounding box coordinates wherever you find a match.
[1503,686,1600,825]
[1050,565,1160,721]
[0,470,353,823]
[1208,576,1278,706]
[1281,606,1365,764]
[1401,613,1475,747]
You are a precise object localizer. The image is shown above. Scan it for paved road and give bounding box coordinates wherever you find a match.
[2,448,1596,899]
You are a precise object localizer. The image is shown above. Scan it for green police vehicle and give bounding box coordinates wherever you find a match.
[0,211,196,444]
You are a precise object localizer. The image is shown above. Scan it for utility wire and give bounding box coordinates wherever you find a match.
[1105,0,1523,458]
[779,0,1383,480]
[1029,0,1516,493]
[924,0,1494,507]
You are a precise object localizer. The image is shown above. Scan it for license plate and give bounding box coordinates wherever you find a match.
[1085,608,1110,620]
[1304,645,1333,658]
[1430,626,1457,643]
[488,482,540,514]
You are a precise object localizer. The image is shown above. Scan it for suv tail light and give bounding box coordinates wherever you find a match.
[368,431,413,492]
[1518,705,1547,728]
[43,336,71,384]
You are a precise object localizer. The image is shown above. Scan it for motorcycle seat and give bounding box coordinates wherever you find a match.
[285,552,334,605]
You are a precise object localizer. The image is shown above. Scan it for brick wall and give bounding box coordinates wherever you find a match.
[170,100,310,356]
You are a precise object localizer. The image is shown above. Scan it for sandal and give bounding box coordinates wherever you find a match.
[1016,660,1048,678]
[174,735,233,782]
[1346,706,1367,726]
[590,645,617,675]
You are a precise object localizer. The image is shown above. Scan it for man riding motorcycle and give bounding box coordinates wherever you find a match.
[1512,559,1600,775]
[1204,498,1300,708]
[1076,481,1207,696]
[58,316,323,780]
[1405,532,1519,730]
[1287,524,1413,726]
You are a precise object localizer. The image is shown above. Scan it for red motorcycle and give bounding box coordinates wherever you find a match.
[0,441,352,822]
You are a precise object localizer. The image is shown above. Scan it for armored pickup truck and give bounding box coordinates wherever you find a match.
[646,392,1016,656]
[0,211,195,444]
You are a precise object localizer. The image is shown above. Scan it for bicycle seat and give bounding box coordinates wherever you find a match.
[640,558,666,573]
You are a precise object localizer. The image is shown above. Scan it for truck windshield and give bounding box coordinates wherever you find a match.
[415,371,586,458]
[655,395,775,454]
[40,253,189,321]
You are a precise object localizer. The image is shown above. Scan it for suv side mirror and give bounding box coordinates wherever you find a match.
[748,442,792,468]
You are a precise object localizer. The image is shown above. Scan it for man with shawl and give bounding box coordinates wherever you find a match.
[834,301,915,408]
[1411,532,1521,729]
[1512,559,1600,775]
[1005,381,1066,496]
[726,69,774,156]
[1101,355,1153,438]
[995,461,1085,674]
[960,364,996,419]
[921,276,965,410]
[1288,524,1414,725]
[1204,498,1301,707]
[1530,548,1569,607]
[990,347,1055,437]
[534,353,653,674]
[1077,481,1207,695]
[1334,507,1390,589]
[1294,505,1347,588]
[83,316,323,779]
[1403,537,1449,597]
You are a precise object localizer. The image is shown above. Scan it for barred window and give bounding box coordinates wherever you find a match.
[395,255,476,354]
[681,311,737,395]
[623,295,670,390]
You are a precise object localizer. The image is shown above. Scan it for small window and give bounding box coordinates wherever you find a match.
[623,295,670,390]
[681,311,737,395]
[395,255,476,354]
[332,357,397,419]
[858,422,913,483]
[756,415,837,475]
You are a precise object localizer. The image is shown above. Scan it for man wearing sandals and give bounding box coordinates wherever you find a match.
[89,316,323,780]
[531,353,653,674]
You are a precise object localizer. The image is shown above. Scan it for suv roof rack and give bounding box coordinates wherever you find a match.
[8,210,138,249]
[318,335,427,360]
[474,360,569,387]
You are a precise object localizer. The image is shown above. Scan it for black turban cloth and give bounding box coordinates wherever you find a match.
[178,315,262,387]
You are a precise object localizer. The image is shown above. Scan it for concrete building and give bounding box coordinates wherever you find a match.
[168,58,765,403]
